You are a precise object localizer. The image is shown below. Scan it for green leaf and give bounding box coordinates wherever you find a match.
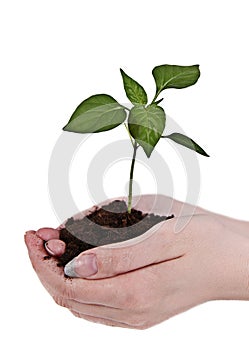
[164,133,209,157]
[152,64,200,97]
[63,94,126,133]
[128,104,166,157]
[120,69,148,105]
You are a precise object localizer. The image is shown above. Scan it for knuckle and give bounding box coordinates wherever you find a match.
[122,292,150,315]
[129,309,153,329]
[121,291,139,310]
[53,280,77,307]
[63,278,77,299]
[53,294,68,308]
[70,310,82,319]
[134,323,150,330]
[130,314,147,328]
[99,250,133,276]
[98,254,116,274]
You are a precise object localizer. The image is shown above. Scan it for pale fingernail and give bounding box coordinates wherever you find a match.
[45,239,66,257]
[36,228,60,241]
[64,254,98,278]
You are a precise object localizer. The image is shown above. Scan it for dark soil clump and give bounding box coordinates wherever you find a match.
[57,200,174,267]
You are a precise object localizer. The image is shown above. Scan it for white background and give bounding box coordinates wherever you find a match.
[1,0,249,349]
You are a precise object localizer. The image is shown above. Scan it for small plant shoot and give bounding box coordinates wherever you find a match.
[63,64,209,213]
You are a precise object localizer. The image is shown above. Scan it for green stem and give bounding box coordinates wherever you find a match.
[151,91,160,104]
[127,141,138,214]
[124,123,135,147]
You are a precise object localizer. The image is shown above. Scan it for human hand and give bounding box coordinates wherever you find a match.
[25,195,249,329]
[37,194,206,259]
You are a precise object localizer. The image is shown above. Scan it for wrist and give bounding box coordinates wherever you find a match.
[214,219,249,301]
[214,214,249,237]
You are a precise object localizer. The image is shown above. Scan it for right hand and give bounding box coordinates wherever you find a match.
[37,194,206,258]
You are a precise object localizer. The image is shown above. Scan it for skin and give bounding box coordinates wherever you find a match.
[25,195,249,329]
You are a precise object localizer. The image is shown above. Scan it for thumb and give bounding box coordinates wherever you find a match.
[64,217,189,279]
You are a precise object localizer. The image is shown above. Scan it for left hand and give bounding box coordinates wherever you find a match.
[25,208,249,329]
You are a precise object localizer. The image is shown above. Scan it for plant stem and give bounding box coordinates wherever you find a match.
[124,123,135,147]
[127,140,138,214]
[151,91,160,104]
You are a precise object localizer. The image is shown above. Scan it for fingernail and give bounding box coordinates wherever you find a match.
[64,254,98,278]
[45,239,66,257]
[36,228,60,241]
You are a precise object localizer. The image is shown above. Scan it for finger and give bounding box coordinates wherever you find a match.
[45,239,66,257]
[65,299,151,329]
[24,231,123,306]
[24,230,66,295]
[36,227,60,241]
[64,299,122,320]
[70,311,135,328]
[64,217,190,279]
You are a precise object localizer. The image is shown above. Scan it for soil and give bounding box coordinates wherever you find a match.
[56,200,174,267]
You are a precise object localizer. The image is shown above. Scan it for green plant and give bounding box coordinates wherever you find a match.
[63,64,209,213]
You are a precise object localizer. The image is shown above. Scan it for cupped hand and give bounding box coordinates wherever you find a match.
[25,195,249,329]
[37,194,205,258]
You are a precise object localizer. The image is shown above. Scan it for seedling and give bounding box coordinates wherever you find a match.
[63,64,209,213]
